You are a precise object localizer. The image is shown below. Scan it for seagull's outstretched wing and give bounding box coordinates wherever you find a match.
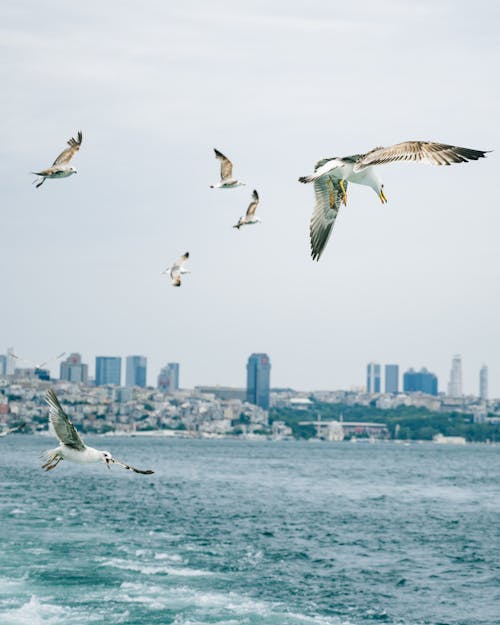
[52,131,83,166]
[354,141,488,171]
[108,456,154,474]
[214,149,233,180]
[0,422,25,437]
[44,389,85,450]
[177,252,189,265]
[310,176,345,261]
[245,190,259,218]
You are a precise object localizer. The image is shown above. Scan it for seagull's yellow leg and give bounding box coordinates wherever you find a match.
[379,189,388,204]
[339,179,347,206]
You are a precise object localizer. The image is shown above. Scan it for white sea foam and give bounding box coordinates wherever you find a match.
[0,595,102,625]
[99,557,212,577]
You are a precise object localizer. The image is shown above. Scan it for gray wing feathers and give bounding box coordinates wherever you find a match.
[354,141,488,170]
[246,190,259,217]
[310,177,344,261]
[44,389,85,450]
[214,148,233,180]
[52,131,83,166]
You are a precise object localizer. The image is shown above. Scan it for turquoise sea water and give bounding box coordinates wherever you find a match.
[0,437,498,625]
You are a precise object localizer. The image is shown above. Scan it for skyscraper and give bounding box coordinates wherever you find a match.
[0,355,6,376]
[366,362,381,393]
[448,354,463,397]
[403,367,438,396]
[246,353,271,409]
[385,364,399,394]
[95,356,122,386]
[157,363,179,393]
[60,353,88,384]
[479,365,488,400]
[6,347,15,376]
[126,355,147,388]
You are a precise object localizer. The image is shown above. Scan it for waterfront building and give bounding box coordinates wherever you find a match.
[95,356,122,386]
[125,355,147,388]
[479,365,488,400]
[157,363,180,393]
[385,364,399,394]
[60,353,89,384]
[366,362,381,393]
[246,353,271,410]
[403,367,438,396]
[447,354,463,397]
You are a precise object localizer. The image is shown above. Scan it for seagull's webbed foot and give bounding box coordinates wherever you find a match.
[42,456,62,471]
[379,189,388,204]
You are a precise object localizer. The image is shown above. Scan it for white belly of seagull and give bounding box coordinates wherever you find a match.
[61,445,102,464]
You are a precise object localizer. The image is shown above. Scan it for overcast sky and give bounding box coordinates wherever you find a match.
[1,0,499,395]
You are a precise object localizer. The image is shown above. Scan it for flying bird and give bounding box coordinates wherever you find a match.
[161,252,190,287]
[0,423,25,437]
[32,131,82,188]
[299,140,489,261]
[210,149,245,188]
[233,190,261,229]
[41,389,154,474]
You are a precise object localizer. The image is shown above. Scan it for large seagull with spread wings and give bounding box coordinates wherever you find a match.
[41,389,154,474]
[299,141,489,261]
[32,131,82,188]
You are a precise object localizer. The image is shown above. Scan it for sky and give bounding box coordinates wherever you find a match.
[1,0,499,395]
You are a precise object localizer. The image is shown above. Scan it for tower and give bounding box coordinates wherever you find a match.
[479,365,488,400]
[125,355,147,388]
[366,362,381,393]
[385,364,399,394]
[246,353,271,409]
[157,363,179,393]
[448,355,463,398]
[95,356,122,386]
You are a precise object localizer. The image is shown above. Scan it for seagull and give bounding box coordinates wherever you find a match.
[299,140,489,260]
[32,131,82,188]
[210,149,245,188]
[41,389,154,474]
[12,351,66,370]
[0,422,25,437]
[233,190,261,229]
[161,252,190,287]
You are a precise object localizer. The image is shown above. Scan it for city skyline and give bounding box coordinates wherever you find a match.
[1,3,498,401]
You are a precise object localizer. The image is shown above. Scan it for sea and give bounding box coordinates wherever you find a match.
[0,437,498,625]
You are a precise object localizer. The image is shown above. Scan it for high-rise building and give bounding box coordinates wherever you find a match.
[403,367,438,396]
[60,353,88,384]
[385,364,399,394]
[126,355,147,388]
[366,362,381,393]
[6,347,15,376]
[95,356,122,386]
[448,354,463,397]
[157,363,179,393]
[246,353,271,409]
[479,365,488,400]
[0,355,6,376]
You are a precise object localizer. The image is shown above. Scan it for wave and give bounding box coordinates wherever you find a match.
[0,595,101,625]
[98,557,213,577]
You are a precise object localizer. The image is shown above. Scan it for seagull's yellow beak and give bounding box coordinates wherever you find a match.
[379,189,388,204]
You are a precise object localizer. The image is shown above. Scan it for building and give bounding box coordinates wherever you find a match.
[246,353,271,410]
[479,365,488,400]
[366,362,381,393]
[403,367,438,396]
[157,363,179,393]
[194,386,246,401]
[385,364,399,394]
[95,356,122,386]
[0,355,6,376]
[6,347,15,376]
[60,353,88,384]
[448,354,463,397]
[125,355,147,388]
